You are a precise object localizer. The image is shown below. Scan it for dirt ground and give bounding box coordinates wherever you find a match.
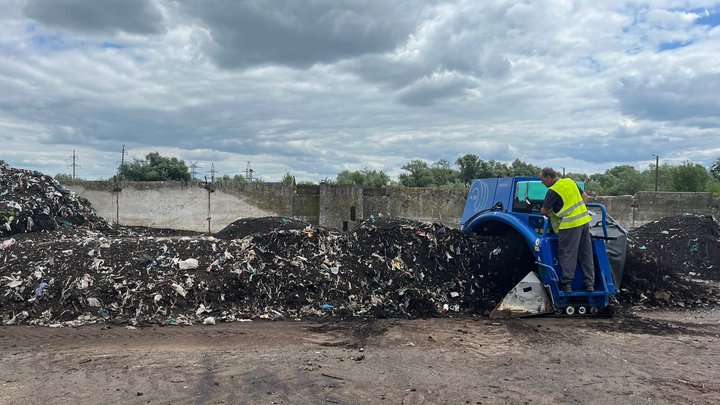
[1,309,718,405]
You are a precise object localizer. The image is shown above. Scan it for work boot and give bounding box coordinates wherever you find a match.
[560,282,572,294]
[584,282,595,292]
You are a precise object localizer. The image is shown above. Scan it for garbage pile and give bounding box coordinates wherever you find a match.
[619,215,720,307]
[1,164,719,326]
[0,164,110,237]
[0,215,525,326]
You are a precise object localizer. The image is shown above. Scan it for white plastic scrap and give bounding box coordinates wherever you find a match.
[77,273,94,289]
[178,258,199,270]
[87,297,102,307]
[1,238,16,250]
[171,283,187,297]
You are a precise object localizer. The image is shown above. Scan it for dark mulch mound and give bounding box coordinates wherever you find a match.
[618,215,720,307]
[214,216,310,239]
[626,215,720,280]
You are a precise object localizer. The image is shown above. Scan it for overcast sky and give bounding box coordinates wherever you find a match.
[1,0,719,182]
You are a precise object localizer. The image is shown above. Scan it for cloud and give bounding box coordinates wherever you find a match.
[174,0,419,69]
[395,71,477,106]
[23,0,164,35]
[0,0,719,182]
[613,72,720,123]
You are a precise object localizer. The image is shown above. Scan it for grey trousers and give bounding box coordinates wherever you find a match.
[558,223,594,284]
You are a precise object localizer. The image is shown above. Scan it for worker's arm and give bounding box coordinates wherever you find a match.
[581,191,589,203]
[541,189,561,216]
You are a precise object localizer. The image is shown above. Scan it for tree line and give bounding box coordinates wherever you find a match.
[48,153,720,196]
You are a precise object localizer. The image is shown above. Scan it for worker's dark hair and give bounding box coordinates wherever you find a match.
[540,167,558,178]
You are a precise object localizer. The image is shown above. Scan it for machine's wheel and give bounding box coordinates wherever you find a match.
[554,308,563,315]
[565,306,575,315]
[590,307,598,315]
[577,306,587,315]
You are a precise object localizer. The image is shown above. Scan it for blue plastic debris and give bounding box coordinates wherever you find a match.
[34,282,49,297]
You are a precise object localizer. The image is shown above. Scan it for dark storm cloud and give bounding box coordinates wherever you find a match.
[23,0,164,35]
[176,0,420,69]
[395,73,476,106]
[613,73,720,122]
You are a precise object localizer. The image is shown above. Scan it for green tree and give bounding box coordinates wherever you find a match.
[336,168,392,188]
[705,181,720,195]
[54,173,73,182]
[118,152,191,181]
[595,165,646,195]
[454,155,515,182]
[219,174,248,185]
[398,160,434,187]
[455,154,483,184]
[429,159,459,186]
[280,172,295,185]
[509,159,541,177]
[668,161,712,192]
[711,158,720,182]
[480,159,511,178]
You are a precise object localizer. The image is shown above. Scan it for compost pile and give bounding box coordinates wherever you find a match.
[2,164,535,326]
[0,217,523,326]
[0,164,110,237]
[1,164,718,326]
[618,215,720,307]
[214,216,310,240]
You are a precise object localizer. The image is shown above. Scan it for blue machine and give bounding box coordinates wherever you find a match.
[460,177,622,317]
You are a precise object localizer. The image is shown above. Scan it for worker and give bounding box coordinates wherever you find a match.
[539,167,594,293]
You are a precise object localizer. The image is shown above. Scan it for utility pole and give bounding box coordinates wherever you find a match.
[204,175,215,234]
[209,162,216,182]
[652,154,659,191]
[113,144,127,225]
[120,145,126,174]
[68,150,79,179]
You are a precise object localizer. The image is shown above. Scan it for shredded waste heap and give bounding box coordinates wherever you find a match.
[0,164,718,326]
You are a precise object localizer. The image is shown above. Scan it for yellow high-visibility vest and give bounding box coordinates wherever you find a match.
[549,178,591,231]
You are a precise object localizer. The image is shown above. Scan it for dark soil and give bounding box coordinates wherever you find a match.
[214,216,310,239]
[619,215,720,307]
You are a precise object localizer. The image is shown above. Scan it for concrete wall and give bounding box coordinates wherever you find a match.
[595,192,720,229]
[67,181,720,233]
[594,195,634,229]
[319,184,362,231]
[69,181,281,232]
[363,187,467,226]
[293,184,320,225]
